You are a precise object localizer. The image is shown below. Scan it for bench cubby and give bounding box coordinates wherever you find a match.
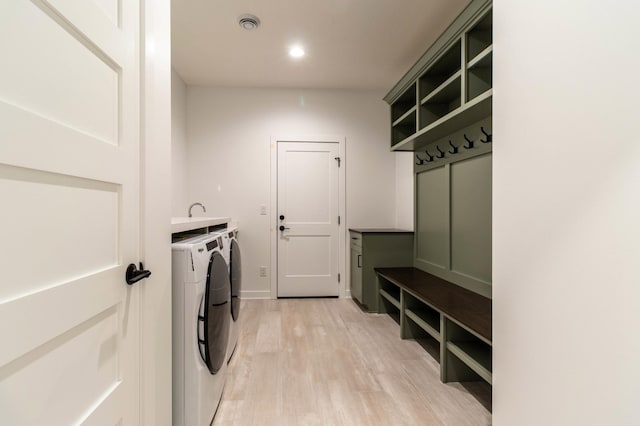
[379,278,402,324]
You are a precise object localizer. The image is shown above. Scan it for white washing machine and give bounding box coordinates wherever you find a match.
[172,232,230,426]
[222,225,242,363]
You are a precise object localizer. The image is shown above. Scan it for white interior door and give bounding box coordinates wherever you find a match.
[277,142,340,297]
[0,0,141,424]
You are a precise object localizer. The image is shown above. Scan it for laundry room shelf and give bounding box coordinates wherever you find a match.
[171,217,230,234]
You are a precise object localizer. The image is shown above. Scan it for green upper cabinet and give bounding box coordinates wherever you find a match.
[385,0,492,151]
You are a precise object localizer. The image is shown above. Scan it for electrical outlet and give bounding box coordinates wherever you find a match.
[259,266,267,277]
[260,204,267,215]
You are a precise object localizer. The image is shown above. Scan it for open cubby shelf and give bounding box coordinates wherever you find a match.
[391,83,416,122]
[466,11,492,60]
[419,41,461,98]
[380,288,401,309]
[468,47,492,102]
[405,308,440,341]
[392,105,417,127]
[421,71,461,105]
[468,45,492,69]
[447,341,492,384]
[386,4,492,152]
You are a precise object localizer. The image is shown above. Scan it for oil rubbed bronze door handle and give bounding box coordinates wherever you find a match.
[126,262,151,285]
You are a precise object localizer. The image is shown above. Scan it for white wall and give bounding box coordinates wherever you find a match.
[171,69,189,216]
[494,1,640,424]
[395,152,414,230]
[187,87,410,298]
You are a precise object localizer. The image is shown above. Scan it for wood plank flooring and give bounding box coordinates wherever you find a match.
[213,299,491,426]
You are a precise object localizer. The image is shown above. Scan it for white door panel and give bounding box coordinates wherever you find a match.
[282,150,333,223]
[0,103,124,181]
[0,0,140,423]
[277,142,339,297]
[0,268,121,367]
[283,235,332,275]
[0,1,121,144]
[0,167,118,300]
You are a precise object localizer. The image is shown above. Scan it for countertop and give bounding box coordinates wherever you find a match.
[171,216,230,234]
[349,228,414,234]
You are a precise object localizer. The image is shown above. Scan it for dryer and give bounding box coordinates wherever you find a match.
[172,232,230,426]
[223,225,242,363]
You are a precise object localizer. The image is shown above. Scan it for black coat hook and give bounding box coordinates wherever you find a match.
[463,134,474,149]
[415,154,424,165]
[424,150,434,162]
[448,140,459,154]
[480,126,492,143]
[436,145,445,158]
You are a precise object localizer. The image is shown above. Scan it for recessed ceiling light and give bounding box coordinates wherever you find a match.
[289,46,305,58]
[238,14,260,30]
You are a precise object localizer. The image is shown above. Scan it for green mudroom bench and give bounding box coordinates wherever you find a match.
[376,267,492,385]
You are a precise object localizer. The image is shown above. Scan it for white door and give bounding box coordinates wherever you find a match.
[277,142,340,297]
[0,0,141,424]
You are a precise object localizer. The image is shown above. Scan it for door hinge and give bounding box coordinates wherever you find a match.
[338,273,341,283]
[334,157,341,167]
[338,215,341,225]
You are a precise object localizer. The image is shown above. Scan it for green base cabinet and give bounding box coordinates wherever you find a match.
[349,229,413,312]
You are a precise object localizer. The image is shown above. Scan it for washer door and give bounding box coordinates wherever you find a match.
[230,238,242,322]
[198,250,230,374]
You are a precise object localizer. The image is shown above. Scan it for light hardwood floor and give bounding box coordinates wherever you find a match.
[213,299,491,426]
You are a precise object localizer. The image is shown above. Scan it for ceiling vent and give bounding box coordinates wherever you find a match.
[238,14,261,30]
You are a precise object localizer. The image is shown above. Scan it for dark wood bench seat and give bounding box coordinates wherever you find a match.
[375,267,492,342]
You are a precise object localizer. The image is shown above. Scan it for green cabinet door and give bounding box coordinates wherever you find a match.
[349,229,413,312]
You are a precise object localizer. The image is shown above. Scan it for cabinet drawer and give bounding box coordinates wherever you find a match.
[350,233,362,249]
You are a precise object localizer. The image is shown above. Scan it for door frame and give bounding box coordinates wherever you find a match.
[140,0,172,424]
[269,135,346,299]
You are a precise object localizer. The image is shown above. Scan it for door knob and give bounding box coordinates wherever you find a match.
[126,262,152,285]
[279,225,290,232]
[279,215,285,220]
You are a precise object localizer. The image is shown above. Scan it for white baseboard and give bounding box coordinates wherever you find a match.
[240,290,273,300]
[241,290,352,300]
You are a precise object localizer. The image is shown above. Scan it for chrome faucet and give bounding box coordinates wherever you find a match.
[188,202,206,218]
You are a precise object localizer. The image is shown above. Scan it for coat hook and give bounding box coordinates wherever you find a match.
[436,145,445,159]
[448,140,459,154]
[424,150,434,162]
[463,134,474,149]
[480,126,492,143]
[415,154,424,165]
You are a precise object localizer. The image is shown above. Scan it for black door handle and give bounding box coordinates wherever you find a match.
[279,215,285,221]
[279,225,290,232]
[126,262,152,285]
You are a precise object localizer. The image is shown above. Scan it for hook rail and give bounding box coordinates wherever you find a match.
[414,125,490,165]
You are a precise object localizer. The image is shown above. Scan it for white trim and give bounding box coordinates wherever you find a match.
[240,290,273,300]
[269,135,347,299]
[140,0,172,424]
[270,138,277,299]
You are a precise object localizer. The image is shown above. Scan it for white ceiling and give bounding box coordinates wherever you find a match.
[171,0,471,91]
